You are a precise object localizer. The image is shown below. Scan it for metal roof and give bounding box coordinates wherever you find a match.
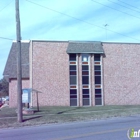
[66,41,104,54]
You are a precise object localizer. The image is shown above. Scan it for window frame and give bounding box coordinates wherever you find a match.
[82,53,90,106]
[69,54,78,106]
[94,54,103,106]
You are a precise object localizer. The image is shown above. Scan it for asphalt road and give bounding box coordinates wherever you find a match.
[0,115,140,140]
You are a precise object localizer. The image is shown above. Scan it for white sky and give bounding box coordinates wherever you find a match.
[0,0,140,79]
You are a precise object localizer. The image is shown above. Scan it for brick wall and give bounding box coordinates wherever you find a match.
[31,42,140,106]
[9,79,30,108]
[103,43,140,105]
[32,41,69,106]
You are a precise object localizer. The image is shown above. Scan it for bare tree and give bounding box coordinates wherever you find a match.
[0,78,9,97]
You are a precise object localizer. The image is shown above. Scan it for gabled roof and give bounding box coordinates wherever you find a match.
[3,42,29,81]
[66,41,104,54]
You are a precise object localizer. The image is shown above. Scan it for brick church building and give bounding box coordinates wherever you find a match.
[3,40,140,107]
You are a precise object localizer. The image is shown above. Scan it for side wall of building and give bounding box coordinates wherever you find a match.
[103,43,140,105]
[32,41,70,106]
[9,79,30,108]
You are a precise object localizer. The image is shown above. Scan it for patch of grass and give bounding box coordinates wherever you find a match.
[0,107,16,117]
[0,105,140,128]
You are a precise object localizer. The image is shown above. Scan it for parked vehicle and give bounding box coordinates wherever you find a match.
[3,96,9,101]
[0,99,3,107]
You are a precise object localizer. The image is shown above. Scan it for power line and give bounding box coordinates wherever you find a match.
[118,0,140,11]
[0,0,13,13]
[108,0,140,13]
[26,0,105,30]
[0,1,14,42]
[0,36,13,40]
[26,0,140,42]
[91,0,140,20]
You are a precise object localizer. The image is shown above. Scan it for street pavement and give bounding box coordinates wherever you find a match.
[0,115,140,140]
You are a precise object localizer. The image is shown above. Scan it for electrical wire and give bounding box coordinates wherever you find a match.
[118,0,140,11]
[0,0,13,13]
[0,1,14,41]
[91,0,140,20]
[0,37,13,40]
[108,0,140,13]
[26,0,140,42]
[26,0,105,30]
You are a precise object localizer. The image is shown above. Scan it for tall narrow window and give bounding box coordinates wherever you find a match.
[82,54,90,106]
[94,54,102,105]
[69,54,77,106]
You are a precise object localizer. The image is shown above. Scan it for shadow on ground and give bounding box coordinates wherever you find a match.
[23,115,42,122]
[57,107,82,114]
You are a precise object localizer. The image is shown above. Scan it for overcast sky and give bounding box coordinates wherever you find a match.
[0,0,140,79]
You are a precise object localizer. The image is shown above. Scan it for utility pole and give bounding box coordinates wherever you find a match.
[15,0,22,122]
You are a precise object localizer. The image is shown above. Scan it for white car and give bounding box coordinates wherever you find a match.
[3,96,9,101]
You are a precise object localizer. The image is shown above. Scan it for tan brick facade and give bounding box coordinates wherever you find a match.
[8,41,140,107]
[103,43,140,105]
[31,41,70,106]
[9,79,29,107]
